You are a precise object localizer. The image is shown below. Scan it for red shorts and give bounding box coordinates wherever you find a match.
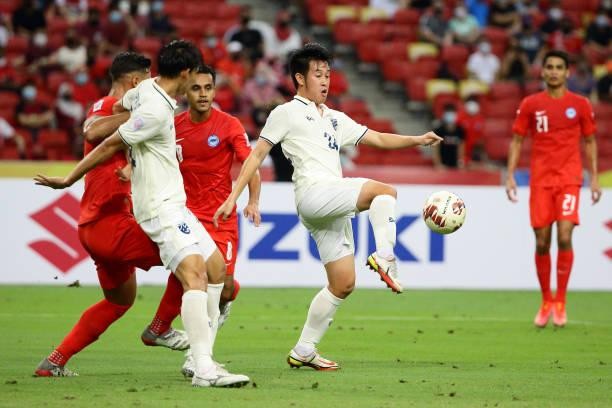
[202,220,238,276]
[529,185,581,228]
[78,212,161,289]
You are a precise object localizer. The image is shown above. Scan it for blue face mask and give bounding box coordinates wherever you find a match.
[75,73,88,85]
[109,10,123,23]
[443,111,457,124]
[22,86,37,101]
[254,75,268,86]
[152,1,163,12]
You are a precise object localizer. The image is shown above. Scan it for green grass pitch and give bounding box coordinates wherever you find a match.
[1,286,611,407]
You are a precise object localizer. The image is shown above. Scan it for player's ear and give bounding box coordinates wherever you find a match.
[295,73,305,87]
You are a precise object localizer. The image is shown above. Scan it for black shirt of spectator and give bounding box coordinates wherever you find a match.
[435,111,465,168]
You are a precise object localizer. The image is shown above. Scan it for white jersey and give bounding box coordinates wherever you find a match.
[117,78,185,223]
[260,95,367,200]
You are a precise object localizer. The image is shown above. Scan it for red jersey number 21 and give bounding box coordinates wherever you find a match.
[562,194,576,215]
[536,112,548,133]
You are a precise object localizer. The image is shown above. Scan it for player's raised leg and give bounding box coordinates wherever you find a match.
[288,255,354,371]
[533,226,553,327]
[35,268,136,377]
[553,220,575,327]
[359,181,402,293]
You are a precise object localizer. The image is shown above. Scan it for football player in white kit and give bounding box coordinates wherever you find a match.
[34,41,249,388]
[214,43,442,370]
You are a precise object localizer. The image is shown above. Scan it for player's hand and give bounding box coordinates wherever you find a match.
[505,176,518,203]
[33,174,70,189]
[115,164,131,182]
[213,198,236,229]
[419,131,443,147]
[590,179,602,204]
[243,202,261,227]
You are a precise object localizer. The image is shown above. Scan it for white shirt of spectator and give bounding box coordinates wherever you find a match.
[260,94,367,200]
[117,78,185,223]
[0,118,15,139]
[56,45,87,73]
[467,50,500,85]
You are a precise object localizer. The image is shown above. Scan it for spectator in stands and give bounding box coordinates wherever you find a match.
[458,95,485,165]
[0,15,10,47]
[547,18,582,57]
[467,40,500,85]
[515,0,538,20]
[433,103,465,169]
[500,39,530,86]
[419,1,452,48]
[12,0,46,34]
[71,68,101,110]
[596,60,612,103]
[0,46,18,90]
[229,7,264,61]
[242,62,284,128]
[567,60,596,98]
[585,10,610,64]
[16,84,54,144]
[516,18,544,64]
[268,10,302,63]
[224,6,275,60]
[0,117,26,159]
[540,3,564,35]
[102,1,134,52]
[199,31,228,68]
[54,82,83,153]
[41,29,87,73]
[78,8,104,47]
[489,0,520,34]
[465,0,489,28]
[148,0,175,38]
[448,4,480,46]
[217,41,248,87]
[26,29,52,66]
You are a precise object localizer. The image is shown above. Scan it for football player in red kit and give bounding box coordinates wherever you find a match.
[35,52,188,377]
[506,50,601,328]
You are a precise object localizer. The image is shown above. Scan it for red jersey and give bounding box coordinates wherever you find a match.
[78,96,131,225]
[512,90,595,187]
[174,108,251,226]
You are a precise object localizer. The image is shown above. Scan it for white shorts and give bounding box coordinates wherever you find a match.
[140,206,217,272]
[297,177,369,264]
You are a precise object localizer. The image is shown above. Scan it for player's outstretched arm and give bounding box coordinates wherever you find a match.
[505,134,523,203]
[360,129,442,149]
[83,112,130,143]
[213,139,272,228]
[243,169,262,227]
[584,135,602,204]
[34,133,127,189]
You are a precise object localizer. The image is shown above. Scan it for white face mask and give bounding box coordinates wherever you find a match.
[119,0,131,13]
[465,101,480,115]
[479,42,491,54]
[33,32,47,47]
[443,111,457,124]
[595,15,608,27]
[549,8,562,21]
[455,7,467,19]
[137,1,150,16]
[22,86,37,101]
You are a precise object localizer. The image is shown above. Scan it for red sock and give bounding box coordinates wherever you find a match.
[535,253,552,302]
[50,299,131,366]
[556,249,574,303]
[229,279,241,301]
[149,273,183,335]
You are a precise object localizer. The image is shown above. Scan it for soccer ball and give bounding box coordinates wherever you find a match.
[422,191,466,234]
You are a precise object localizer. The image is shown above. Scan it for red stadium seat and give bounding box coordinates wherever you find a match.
[593,103,612,121]
[47,71,72,95]
[561,0,598,12]
[376,40,409,63]
[382,24,417,41]
[364,118,395,133]
[338,97,371,118]
[393,9,420,25]
[441,44,469,79]
[482,98,521,119]
[308,4,329,26]
[356,40,381,63]
[133,37,162,57]
[329,70,349,96]
[489,81,522,100]
[5,36,28,56]
[0,91,19,110]
[405,77,427,102]
[432,93,461,118]
[0,0,19,14]
[215,4,242,20]
[47,18,72,35]
[381,60,414,83]
[39,129,70,160]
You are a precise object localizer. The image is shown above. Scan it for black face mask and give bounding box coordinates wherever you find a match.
[279,21,289,28]
[61,93,72,101]
[241,17,250,26]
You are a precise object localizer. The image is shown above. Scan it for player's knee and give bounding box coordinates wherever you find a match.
[177,267,207,291]
[330,280,355,299]
[535,242,550,254]
[558,235,572,250]
[380,184,397,199]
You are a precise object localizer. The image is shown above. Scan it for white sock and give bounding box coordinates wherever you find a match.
[206,283,224,356]
[295,287,343,355]
[368,195,397,259]
[181,290,214,376]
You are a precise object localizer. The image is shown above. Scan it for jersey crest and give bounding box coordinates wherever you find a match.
[177,222,191,234]
[207,134,220,148]
[565,107,576,119]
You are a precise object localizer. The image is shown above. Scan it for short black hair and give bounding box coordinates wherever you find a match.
[109,52,151,81]
[196,64,216,85]
[288,43,332,89]
[157,40,202,78]
[543,50,569,69]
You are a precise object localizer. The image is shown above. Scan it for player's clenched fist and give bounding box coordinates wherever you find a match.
[419,131,443,146]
